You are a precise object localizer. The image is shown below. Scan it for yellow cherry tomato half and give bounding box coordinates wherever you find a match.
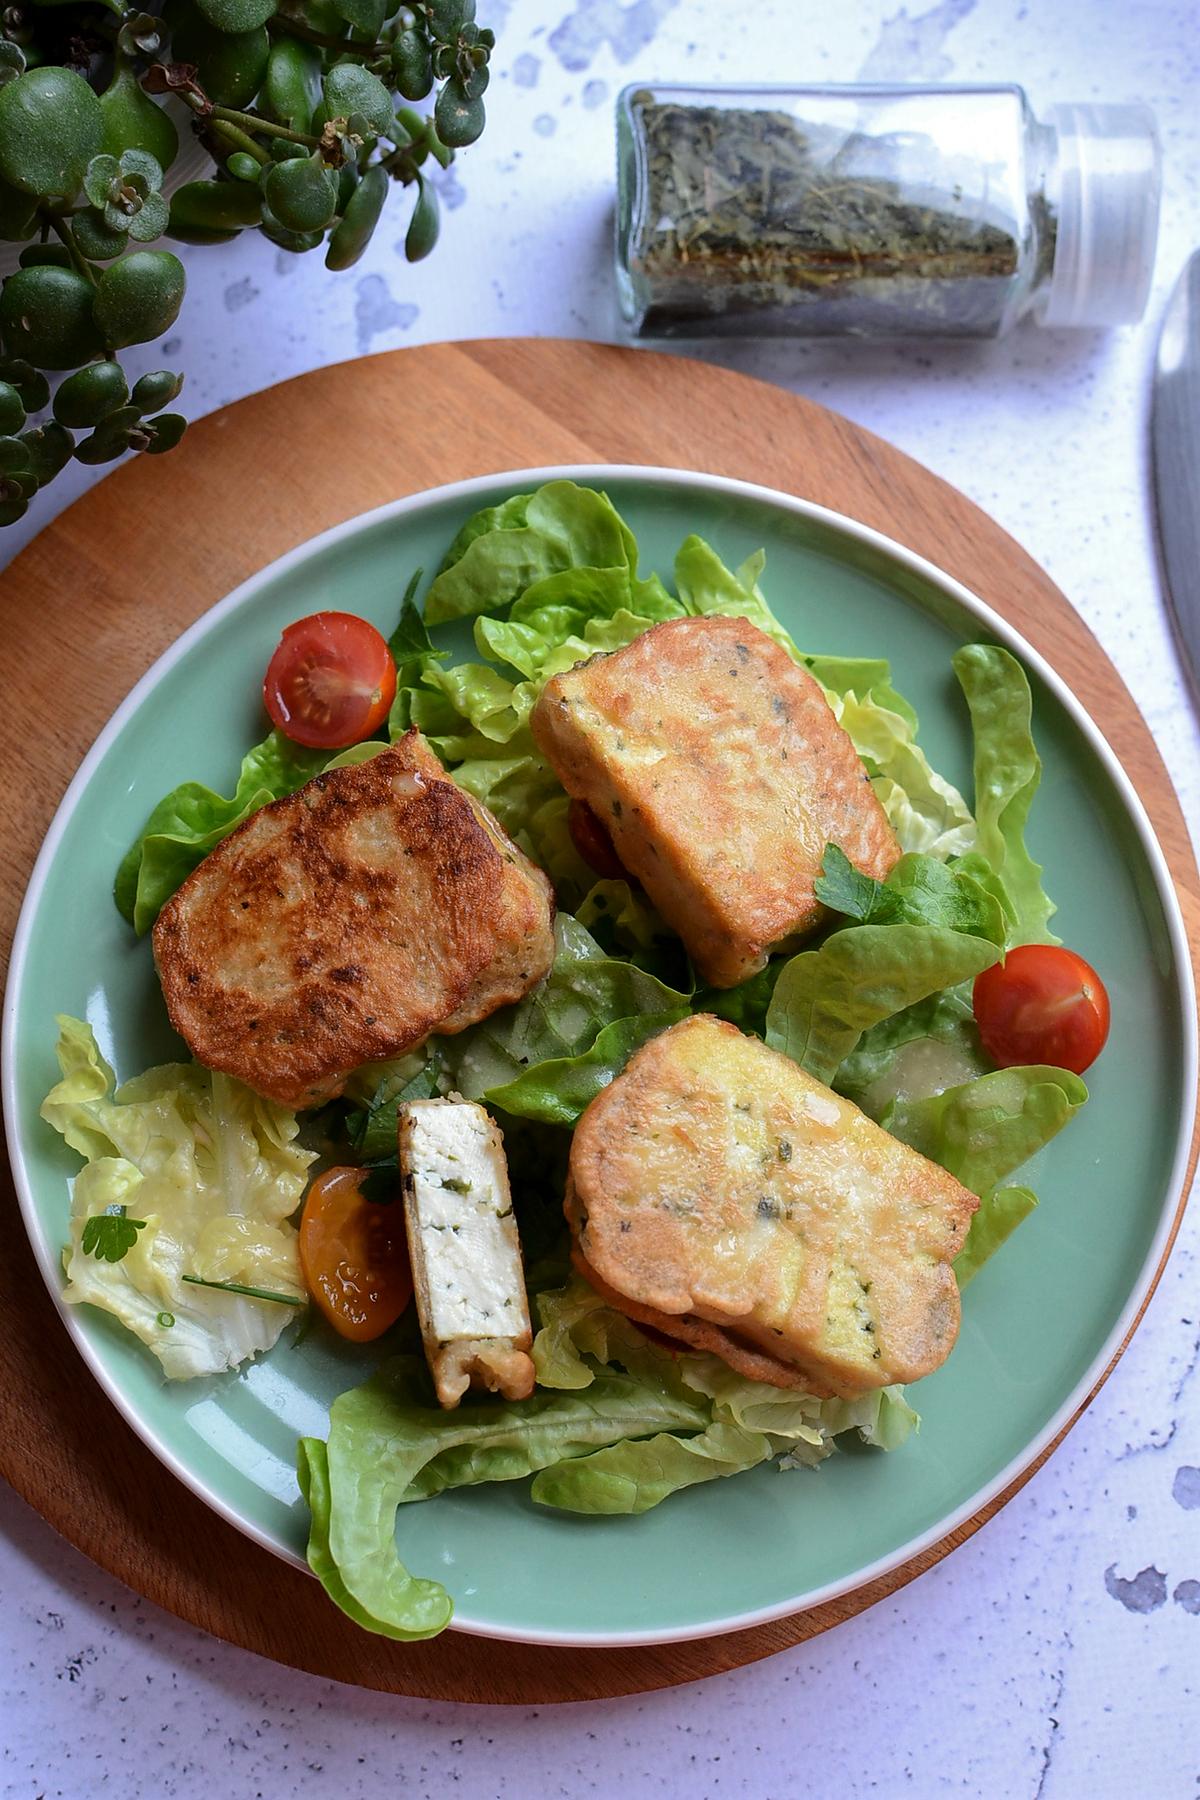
[299,1165,412,1342]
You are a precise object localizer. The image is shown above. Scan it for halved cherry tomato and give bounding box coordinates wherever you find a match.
[264,611,396,750]
[568,797,629,879]
[299,1165,412,1342]
[972,944,1110,1075]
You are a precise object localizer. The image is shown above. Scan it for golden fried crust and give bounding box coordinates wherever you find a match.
[567,1015,977,1397]
[570,1245,823,1391]
[153,732,555,1106]
[530,615,899,988]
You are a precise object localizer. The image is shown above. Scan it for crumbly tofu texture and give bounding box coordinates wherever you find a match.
[567,1015,977,1398]
[399,1097,535,1409]
[530,614,899,988]
[153,731,555,1108]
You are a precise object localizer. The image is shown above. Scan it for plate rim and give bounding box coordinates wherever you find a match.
[4,461,1196,1649]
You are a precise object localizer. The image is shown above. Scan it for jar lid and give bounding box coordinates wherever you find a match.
[1043,103,1162,329]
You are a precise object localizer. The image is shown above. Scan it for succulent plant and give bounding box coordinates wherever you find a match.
[0,0,493,524]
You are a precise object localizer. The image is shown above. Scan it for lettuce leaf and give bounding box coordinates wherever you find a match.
[423,481,640,624]
[530,1279,918,1504]
[882,1065,1087,1194]
[42,1017,314,1379]
[954,1185,1039,1287]
[299,1267,923,1638]
[530,1420,776,1514]
[300,1353,711,1637]
[765,924,1001,1085]
[787,654,973,862]
[114,731,329,934]
[484,1008,690,1125]
[834,984,989,1116]
[673,535,803,656]
[442,914,690,1099]
[953,644,1056,945]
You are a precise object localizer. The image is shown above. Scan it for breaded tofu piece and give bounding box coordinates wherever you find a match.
[153,731,555,1107]
[567,1015,977,1397]
[530,614,899,988]
[399,1097,535,1408]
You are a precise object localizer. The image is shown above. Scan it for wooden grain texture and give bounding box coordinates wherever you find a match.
[0,339,1196,1704]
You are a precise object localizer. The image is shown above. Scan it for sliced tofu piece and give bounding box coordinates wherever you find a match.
[567,1014,977,1398]
[153,730,555,1108]
[530,614,899,988]
[399,1096,535,1409]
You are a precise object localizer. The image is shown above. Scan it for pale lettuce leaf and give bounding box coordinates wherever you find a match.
[953,643,1057,944]
[42,1017,314,1379]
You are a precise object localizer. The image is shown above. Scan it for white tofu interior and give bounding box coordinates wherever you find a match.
[401,1100,531,1346]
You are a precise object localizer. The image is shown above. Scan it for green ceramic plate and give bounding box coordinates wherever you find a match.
[4,468,1195,1647]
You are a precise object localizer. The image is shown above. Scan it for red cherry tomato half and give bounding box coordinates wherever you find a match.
[972,944,1111,1076]
[264,611,397,750]
[568,797,630,880]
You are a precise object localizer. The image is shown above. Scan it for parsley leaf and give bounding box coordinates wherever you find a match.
[81,1206,147,1263]
[815,844,1007,946]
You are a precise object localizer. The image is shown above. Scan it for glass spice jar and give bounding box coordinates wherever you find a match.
[615,83,1161,339]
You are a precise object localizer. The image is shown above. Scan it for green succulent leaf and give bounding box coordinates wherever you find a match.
[264,36,322,132]
[227,152,262,183]
[53,360,130,428]
[99,66,179,171]
[262,155,339,233]
[73,207,132,261]
[18,244,72,270]
[0,431,33,473]
[404,172,439,262]
[0,494,28,524]
[328,0,387,36]
[126,191,170,242]
[434,81,485,148]
[0,68,102,199]
[0,266,103,370]
[19,421,74,484]
[92,250,186,350]
[119,148,164,192]
[0,43,26,88]
[325,161,387,269]
[131,369,184,414]
[84,152,123,208]
[392,28,433,99]
[0,379,24,435]
[142,411,187,454]
[322,63,393,133]
[193,0,275,31]
[168,177,262,239]
[258,204,325,253]
[166,10,270,110]
[0,356,49,411]
[0,177,38,241]
[426,0,476,30]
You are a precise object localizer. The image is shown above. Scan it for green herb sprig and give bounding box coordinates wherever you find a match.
[81,1204,147,1262]
[181,1274,307,1306]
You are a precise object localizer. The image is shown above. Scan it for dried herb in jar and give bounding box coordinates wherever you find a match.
[620,90,1061,339]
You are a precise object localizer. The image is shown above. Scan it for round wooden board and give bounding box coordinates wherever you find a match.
[1,340,1196,1703]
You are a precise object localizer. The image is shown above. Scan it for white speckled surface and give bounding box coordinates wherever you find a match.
[2,1,1198,1793]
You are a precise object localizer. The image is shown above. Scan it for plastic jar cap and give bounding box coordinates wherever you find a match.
[1043,103,1162,328]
